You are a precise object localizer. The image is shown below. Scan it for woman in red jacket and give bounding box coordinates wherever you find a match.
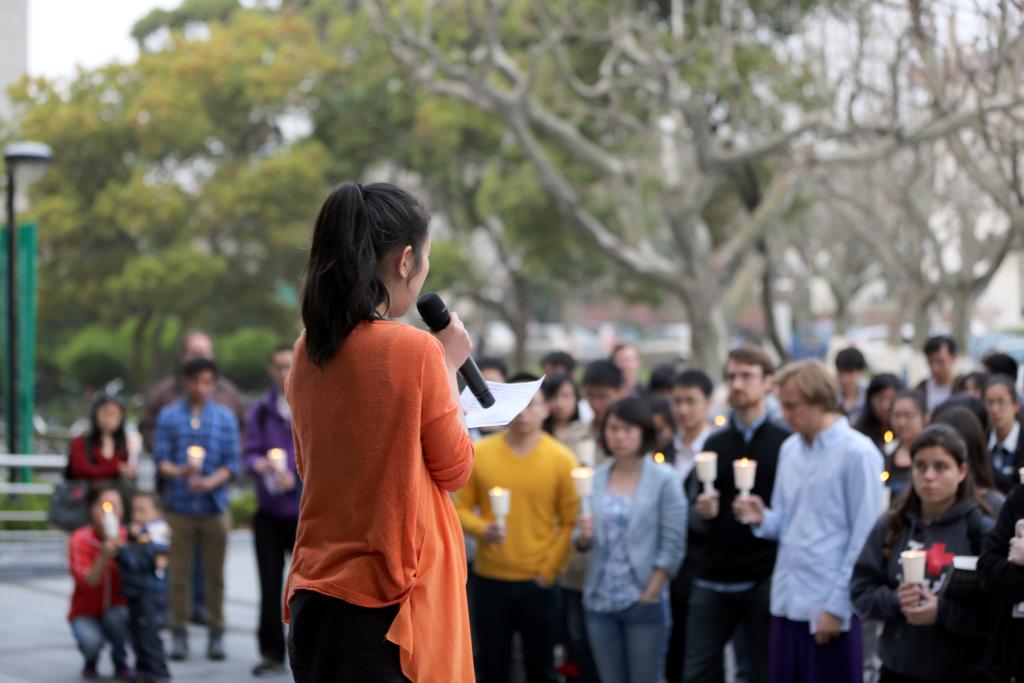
[68,486,132,680]
[68,394,136,483]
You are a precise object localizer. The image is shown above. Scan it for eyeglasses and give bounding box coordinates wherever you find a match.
[725,371,763,384]
[985,398,1015,409]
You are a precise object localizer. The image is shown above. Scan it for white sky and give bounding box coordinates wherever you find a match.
[27,0,179,79]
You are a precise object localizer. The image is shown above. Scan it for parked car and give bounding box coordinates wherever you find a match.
[637,324,692,364]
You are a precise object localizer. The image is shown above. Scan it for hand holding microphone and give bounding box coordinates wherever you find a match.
[418,293,496,409]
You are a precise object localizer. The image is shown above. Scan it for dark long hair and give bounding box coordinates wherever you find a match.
[541,373,580,434]
[601,397,658,457]
[86,393,127,456]
[883,424,980,558]
[931,405,997,490]
[854,373,902,445]
[300,182,430,368]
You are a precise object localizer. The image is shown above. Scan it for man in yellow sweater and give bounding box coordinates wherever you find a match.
[455,373,580,683]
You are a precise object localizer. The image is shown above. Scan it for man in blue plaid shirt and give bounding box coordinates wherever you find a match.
[154,358,240,663]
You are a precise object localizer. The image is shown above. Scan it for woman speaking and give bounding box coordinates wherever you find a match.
[284,182,475,682]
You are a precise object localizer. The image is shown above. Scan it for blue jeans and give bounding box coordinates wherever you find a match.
[585,599,671,683]
[70,606,130,667]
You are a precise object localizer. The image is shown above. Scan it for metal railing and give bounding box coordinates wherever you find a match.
[0,453,65,533]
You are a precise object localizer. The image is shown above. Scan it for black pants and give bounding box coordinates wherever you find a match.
[130,594,170,679]
[474,575,558,683]
[682,581,771,683]
[879,668,983,683]
[287,590,408,683]
[666,571,692,683]
[254,510,298,662]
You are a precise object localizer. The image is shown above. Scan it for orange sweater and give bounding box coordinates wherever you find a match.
[284,321,475,682]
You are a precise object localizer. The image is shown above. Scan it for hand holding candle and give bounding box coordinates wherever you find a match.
[733,458,756,498]
[695,452,717,494]
[101,501,120,541]
[268,448,287,473]
[187,445,206,474]
[901,549,927,585]
[572,467,594,519]
[489,486,511,535]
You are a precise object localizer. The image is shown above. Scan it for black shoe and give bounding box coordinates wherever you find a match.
[170,629,188,661]
[252,659,285,677]
[207,629,226,661]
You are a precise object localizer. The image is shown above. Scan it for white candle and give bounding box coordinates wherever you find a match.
[268,448,287,473]
[572,467,593,518]
[1019,466,1024,485]
[101,501,119,540]
[576,440,596,468]
[187,445,206,471]
[489,486,511,533]
[695,452,717,494]
[880,471,891,513]
[733,458,756,497]
[901,549,927,585]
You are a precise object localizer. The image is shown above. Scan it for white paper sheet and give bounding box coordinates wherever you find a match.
[460,377,546,429]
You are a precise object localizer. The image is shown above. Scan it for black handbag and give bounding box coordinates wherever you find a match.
[47,478,91,532]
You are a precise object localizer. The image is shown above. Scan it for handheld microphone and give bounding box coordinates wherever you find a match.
[417,293,496,409]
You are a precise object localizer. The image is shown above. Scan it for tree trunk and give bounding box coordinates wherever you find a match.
[147,316,168,388]
[911,291,931,350]
[949,284,973,353]
[833,289,851,336]
[510,274,531,373]
[684,280,729,374]
[130,311,152,393]
[758,239,789,362]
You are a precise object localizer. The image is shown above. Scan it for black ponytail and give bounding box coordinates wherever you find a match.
[300,182,430,368]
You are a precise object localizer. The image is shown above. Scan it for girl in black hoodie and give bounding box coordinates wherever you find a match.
[979,484,1024,682]
[851,424,993,682]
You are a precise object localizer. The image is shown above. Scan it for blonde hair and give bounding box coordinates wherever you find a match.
[775,359,839,411]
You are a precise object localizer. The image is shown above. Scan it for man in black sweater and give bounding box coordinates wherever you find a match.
[683,346,790,683]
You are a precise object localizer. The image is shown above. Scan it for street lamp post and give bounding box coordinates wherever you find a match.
[4,142,52,456]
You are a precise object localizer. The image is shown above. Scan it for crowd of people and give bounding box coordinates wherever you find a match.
[56,328,1024,683]
[61,331,298,682]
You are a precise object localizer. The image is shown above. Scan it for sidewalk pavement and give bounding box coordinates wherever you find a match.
[0,531,283,682]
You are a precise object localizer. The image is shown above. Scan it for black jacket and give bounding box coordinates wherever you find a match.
[851,499,993,681]
[662,440,709,591]
[989,421,1024,494]
[696,417,789,584]
[979,485,1024,681]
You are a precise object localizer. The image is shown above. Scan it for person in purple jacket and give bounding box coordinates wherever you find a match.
[243,345,300,677]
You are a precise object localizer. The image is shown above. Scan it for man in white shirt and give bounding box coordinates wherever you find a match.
[917,336,959,413]
[664,369,715,683]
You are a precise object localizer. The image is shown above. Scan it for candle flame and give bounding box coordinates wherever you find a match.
[654,452,665,464]
[187,446,205,458]
[714,415,727,427]
[489,486,505,496]
[571,467,593,480]
[268,448,285,460]
[881,470,890,483]
[883,430,895,444]
[102,502,113,513]
[739,457,750,466]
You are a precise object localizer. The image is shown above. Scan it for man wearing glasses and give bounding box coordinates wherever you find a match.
[683,346,790,683]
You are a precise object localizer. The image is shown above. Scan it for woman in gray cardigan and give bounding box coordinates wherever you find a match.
[574,397,687,683]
